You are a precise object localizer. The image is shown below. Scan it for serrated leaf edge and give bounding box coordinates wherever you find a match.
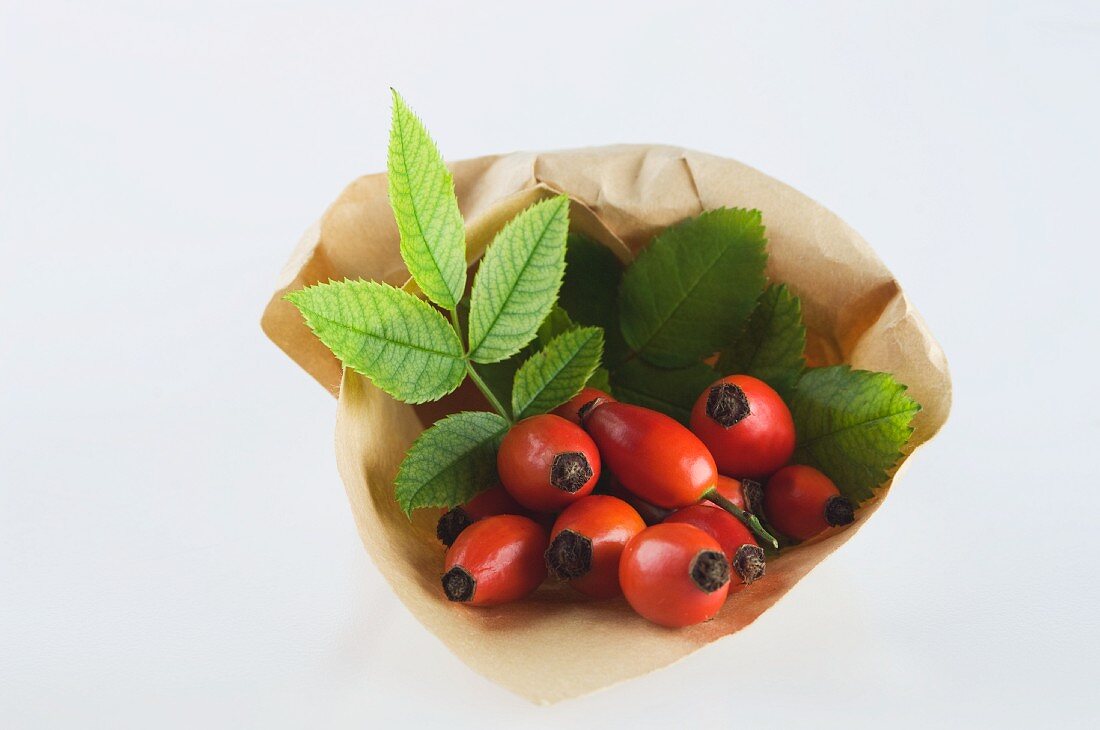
[393,411,509,516]
[511,326,604,419]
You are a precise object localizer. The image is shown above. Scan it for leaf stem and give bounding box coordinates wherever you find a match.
[447,303,512,422]
[449,308,464,347]
[466,361,512,423]
[704,488,779,548]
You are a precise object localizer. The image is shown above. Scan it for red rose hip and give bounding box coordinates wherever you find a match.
[619,523,731,627]
[436,485,529,547]
[580,400,717,509]
[713,474,765,516]
[497,414,601,512]
[545,495,646,598]
[442,515,548,606]
[664,505,766,585]
[690,375,796,480]
[552,387,614,425]
[764,464,855,541]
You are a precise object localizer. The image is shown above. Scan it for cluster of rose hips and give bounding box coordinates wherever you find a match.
[436,375,855,628]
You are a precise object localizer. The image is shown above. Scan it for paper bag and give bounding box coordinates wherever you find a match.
[261,145,951,703]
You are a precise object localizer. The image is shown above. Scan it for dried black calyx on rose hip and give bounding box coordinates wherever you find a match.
[576,397,605,423]
[550,451,593,493]
[690,550,731,593]
[740,479,765,516]
[441,566,476,602]
[824,495,855,527]
[436,507,473,547]
[545,529,593,580]
[732,544,766,584]
[706,383,751,428]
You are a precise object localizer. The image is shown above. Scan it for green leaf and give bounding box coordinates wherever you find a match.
[394,411,509,514]
[536,305,577,347]
[559,233,628,365]
[285,280,465,404]
[587,366,611,393]
[619,208,768,368]
[387,90,467,310]
[718,284,806,397]
[611,358,720,425]
[467,196,570,363]
[511,327,604,420]
[789,366,921,503]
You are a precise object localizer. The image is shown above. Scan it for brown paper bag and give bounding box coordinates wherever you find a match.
[261,145,951,704]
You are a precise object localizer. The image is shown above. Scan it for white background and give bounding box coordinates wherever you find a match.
[3,1,1098,727]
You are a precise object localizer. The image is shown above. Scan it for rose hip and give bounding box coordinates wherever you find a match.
[764,464,855,541]
[619,523,731,627]
[441,515,548,606]
[545,495,646,598]
[497,414,601,512]
[436,485,529,547]
[690,375,796,479]
[552,387,614,425]
[664,505,766,585]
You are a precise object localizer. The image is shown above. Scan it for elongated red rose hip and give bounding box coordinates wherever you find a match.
[442,515,548,606]
[580,400,717,509]
[580,398,778,547]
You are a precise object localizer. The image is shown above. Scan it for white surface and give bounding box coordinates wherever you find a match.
[2,1,1098,727]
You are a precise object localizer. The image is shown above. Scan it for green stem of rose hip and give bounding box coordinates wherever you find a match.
[465,361,512,422]
[704,488,778,548]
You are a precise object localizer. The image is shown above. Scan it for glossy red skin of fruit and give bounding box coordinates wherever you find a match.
[442,515,548,606]
[663,505,759,585]
[764,465,850,541]
[547,495,646,598]
[619,523,731,627]
[552,387,614,425]
[690,375,796,480]
[582,401,718,509]
[498,414,601,512]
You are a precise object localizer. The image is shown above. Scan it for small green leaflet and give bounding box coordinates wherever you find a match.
[511,326,604,420]
[558,233,628,366]
[467,196,570,363]
[718,284,806,397]
[619,208,767,368]
[394,411,509,514]
[285,280,465,404]
[535,305,577,346]
[789,366,921,503]
[611,358,719,425]
[387,90,467,310]
[587,366,611,393]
